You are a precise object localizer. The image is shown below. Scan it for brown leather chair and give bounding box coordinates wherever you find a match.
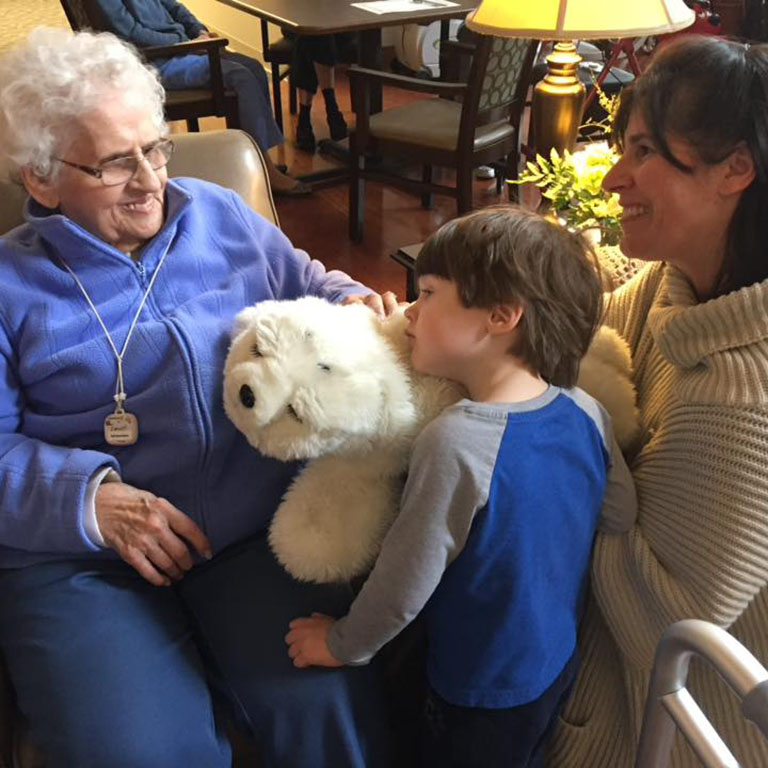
[0,129,275,768]
[348,36,538,242]
[59,0,240,132]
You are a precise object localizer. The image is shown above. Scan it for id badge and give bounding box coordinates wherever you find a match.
[104,411,139,446]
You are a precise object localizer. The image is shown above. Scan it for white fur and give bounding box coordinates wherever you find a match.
[579,326,641,451]
[223,297,462,582]
[224,297,639,583]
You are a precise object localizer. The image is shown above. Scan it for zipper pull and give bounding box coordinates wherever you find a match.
[136,260,146,282]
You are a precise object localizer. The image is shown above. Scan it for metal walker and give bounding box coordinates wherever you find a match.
[636,619,768,767]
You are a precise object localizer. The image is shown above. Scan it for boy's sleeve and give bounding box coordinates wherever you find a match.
[327,411,500,665]
[597,436,637,534]
[160,0,207,38]
[93,0,187,46]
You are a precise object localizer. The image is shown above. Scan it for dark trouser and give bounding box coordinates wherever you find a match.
[291,33,355,94]
[0,535,390,768]
[421,651,580,768]
[158,51,284,150]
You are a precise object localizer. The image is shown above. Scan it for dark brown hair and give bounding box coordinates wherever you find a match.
[613,35,768,297]
[415,206,603,388]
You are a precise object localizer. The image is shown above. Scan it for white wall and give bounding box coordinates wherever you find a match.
[183,0,267,60]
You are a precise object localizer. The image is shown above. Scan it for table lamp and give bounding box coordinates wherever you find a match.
[466,0,695,158]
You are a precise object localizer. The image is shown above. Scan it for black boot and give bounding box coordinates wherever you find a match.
[322,88,348,141]
[296,104,316,152]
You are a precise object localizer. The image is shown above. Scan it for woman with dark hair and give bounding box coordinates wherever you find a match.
[546,35,768,767]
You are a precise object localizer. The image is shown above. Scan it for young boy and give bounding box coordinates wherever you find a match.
[285,206,637,767]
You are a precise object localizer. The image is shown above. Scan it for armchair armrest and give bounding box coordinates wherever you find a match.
[349,65,466,149]
[348,65,467,98]
[142,37,230,117]
[141,36,228,60]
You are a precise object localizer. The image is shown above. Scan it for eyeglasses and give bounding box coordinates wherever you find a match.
[54,138,175,187]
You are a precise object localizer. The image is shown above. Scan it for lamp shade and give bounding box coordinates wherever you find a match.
[466,0,695,39]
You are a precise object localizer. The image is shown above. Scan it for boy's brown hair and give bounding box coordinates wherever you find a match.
[415,206,603,388]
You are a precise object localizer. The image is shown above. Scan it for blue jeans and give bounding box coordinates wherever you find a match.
[0,535,390,768]
[159,51,284,150]
[421,651,579,768]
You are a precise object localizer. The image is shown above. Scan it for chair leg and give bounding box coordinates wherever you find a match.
[457,165,473,214]
[272,66,284,133]
[505,150,519,202]
[421,165,433,209]
[288,74,298,116]
[495,163,504,195]
[350,152,366,243]
[186,118,200,132]
[225,99,241,130]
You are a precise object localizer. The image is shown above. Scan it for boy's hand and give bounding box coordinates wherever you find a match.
[285,613,343,668]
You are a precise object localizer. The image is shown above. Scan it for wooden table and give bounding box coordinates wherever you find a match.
[216,0,478,113]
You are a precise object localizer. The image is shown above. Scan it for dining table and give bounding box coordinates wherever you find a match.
[216,0,478,114]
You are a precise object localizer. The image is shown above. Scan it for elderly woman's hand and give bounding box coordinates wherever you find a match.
[96,481,212,587]
[342,291,400,318]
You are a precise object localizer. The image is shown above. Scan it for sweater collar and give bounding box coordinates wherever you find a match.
[647,265,768,370]
[24,179,193,267]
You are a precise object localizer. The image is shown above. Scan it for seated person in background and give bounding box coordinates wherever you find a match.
[286,207,637,768]
[292,33,352,151]
[0,28,394,767]
[95,0,310,195]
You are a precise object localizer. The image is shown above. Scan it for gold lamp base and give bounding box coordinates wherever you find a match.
[533,41,586,159]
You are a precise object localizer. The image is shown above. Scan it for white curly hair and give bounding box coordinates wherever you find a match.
[0,27,166,183]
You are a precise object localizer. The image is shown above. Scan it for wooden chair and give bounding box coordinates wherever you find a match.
[59,0,240,133]
[260,22,298,133]
[348,36,538,242]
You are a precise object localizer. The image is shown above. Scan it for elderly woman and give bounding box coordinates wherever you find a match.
[547,36,768,766]
[0,28,393,768]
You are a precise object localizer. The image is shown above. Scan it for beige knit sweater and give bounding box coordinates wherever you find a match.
[547,262,768,767]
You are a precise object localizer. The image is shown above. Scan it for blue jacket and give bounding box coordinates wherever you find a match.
[94,0,206,47]
[0,178,367,569]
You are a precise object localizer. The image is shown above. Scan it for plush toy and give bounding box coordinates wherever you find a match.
[224,297,639,584]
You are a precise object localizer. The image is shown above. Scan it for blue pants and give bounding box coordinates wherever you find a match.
[421,651,579,768]
[159,51,284,150]
[0,535,390,768]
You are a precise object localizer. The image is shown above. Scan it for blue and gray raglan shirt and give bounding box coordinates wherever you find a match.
[327,385,637,709]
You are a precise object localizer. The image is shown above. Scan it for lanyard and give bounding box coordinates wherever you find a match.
[57,244,171,444]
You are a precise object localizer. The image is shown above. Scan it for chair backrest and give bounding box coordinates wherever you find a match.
[478,37,537,113]
[0,129,278,236]
[59,0,112,32]
[458,36,537,143]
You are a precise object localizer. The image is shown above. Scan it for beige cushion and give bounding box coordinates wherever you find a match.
[368,98,514,152]
[0,129,277,236]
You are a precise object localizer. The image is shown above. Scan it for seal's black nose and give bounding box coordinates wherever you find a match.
[239,384,256,409]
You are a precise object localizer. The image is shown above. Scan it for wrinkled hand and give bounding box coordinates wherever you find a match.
[195,30,215,40]
[286,613,343,668]
[96,482,212,587]
[342,291,400,318]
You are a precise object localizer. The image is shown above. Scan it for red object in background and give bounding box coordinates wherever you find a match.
[657,1,723,50]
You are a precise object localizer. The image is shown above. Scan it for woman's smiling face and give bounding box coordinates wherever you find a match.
[25,94,167,253]
[602,109,746,294]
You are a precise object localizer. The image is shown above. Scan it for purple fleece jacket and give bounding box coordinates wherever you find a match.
[0,178,368,568]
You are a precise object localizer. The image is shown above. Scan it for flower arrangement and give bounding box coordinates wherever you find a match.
[515,87,623,245]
